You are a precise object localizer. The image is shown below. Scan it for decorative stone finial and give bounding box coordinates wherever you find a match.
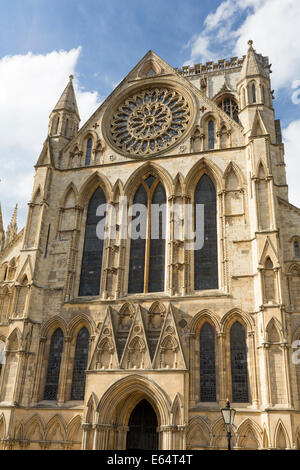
[69,74,74,81]
[248,40,253,48]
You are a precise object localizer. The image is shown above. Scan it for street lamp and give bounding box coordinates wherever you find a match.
[221,400,236,450]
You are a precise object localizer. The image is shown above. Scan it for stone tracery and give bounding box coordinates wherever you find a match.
[109,87,191,156]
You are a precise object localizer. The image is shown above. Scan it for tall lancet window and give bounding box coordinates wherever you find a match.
[65,118,69,137]
[230,322,249,403]
[44,328,64,400]
[85,138,93,166]
[79,187,107,296]
[208,120,215,149]
[71,327,90,400]
[194,175,218,290]
[128,175,166,294]
[200,322,216,402]
[252,84,257,103]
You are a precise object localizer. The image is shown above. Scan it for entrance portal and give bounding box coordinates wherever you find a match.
[126,399,158,450]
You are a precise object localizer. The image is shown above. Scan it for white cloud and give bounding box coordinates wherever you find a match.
[185,0,300,90]
[0,47,102,228]
[283,120,300,208]
[185,0,300,208]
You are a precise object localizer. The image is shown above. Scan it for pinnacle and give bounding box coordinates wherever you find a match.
[52,76,80,118]
[240,39,268,79]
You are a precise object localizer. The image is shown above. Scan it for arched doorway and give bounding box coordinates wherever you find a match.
[126,399,158,450]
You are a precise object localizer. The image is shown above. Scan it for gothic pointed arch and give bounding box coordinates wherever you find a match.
[173,172,184,197]
[40,315,68,338]
[45,414,67,444]
[78,171,112,207]
[60,182,78,208]
[266,318,282,343]
[85,392,99,423]
[236,418,262,449]
[171,393,184,426]
[67,415,82,449]
[274,420,290,449]
[185,157,223,196]
[190,309,221,334]
[97,375,171,428]
[211,417,232,449]
[186,416,210,450]
[224,162,244,216]
[123,162,173,201]
[68,313,95,339]
[24,414,45,442]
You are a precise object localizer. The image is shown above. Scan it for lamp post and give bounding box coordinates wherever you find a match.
[221,400,236,451]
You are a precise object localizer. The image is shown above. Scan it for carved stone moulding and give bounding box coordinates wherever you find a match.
[103,81,196,159]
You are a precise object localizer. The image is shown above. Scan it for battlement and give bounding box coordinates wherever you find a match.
[175,52,270,77]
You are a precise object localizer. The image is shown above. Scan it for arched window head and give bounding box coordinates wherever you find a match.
[252,84,257,103]
[200,323,216,402]
[79,187,107,297]
[230,322,249,403]
[85,138,93,166]
[44,328,64,400]
[208,120,215,149]
[217,96,239,122]
[128,176,166,294]
[295,241,300,259]
[194,175,218,291]
[71,327,90,400]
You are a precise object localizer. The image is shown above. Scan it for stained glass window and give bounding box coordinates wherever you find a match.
[79,187,106,296]
[295,241,300,259]
[44,328,64,400]
[218,97,239,123]
[194,175,218,290]
[230,322,249,402]
[85,138,93,166]
[128,176,166,294]
[208,120,215,149]
[71,327,90,400]
[200,323,216,402]
[128,184,148,294]
[148,182,166,293]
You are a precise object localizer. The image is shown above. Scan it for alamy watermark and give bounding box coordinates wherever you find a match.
[94,197,205,250]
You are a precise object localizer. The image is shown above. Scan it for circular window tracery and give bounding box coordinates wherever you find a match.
[108,87,191,156]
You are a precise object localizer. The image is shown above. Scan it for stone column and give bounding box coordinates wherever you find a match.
[57,336,71,405]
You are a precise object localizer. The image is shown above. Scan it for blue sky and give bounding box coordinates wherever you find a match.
[0,0,299,228]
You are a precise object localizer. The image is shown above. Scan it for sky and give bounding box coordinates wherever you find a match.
[0,0,299,228]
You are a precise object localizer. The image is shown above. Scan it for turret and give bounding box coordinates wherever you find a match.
[48,75,80,141]
[237,40,277,142]
[4,204,18,249]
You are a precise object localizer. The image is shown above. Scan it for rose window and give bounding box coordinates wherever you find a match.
[109,87,191,156]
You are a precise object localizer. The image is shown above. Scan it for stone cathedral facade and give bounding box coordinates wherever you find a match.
[0,41,300,450]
